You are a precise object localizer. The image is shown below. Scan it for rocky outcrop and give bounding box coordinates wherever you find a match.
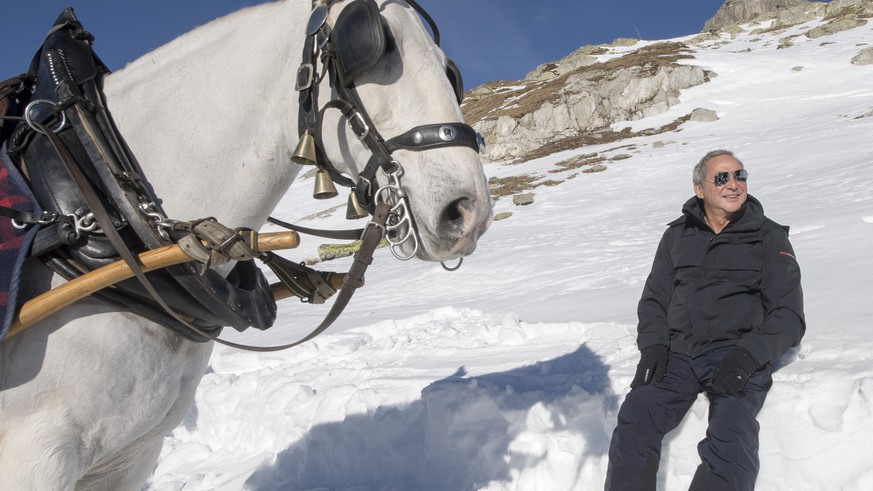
[703,0,873,34]
[825,0,873,15]
[462,42,710,163]
[703,0,812,31]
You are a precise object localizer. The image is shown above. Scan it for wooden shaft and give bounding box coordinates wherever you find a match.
[7,232,300,338]
[270,273,346,302]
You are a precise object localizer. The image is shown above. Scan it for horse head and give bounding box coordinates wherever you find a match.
[308,0,493,262]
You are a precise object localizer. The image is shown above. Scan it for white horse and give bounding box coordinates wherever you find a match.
[0,0,492,488]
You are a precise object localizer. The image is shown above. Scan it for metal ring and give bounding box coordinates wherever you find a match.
[24,99,66,134]
[76,213,99,233]
[11,219,28,230]
[384,160,404,177]
[389,234,418,260]
[441,258,463,271]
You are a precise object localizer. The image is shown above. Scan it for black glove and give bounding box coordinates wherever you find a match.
[712,347,758,394]
[631,344,669,388]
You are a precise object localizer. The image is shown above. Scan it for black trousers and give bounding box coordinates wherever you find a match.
[605,347,772,491]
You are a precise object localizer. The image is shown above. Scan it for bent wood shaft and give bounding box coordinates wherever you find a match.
[8,232,301,338]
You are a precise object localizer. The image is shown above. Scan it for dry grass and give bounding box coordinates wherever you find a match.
[488,174,541,198]
[486,113,692,199]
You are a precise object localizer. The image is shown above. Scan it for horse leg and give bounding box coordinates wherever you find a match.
[2,261,213,491]
[0,409,83,490]
[75,436,165,491]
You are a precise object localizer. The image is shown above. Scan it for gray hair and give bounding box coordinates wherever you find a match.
[693,149,744,185]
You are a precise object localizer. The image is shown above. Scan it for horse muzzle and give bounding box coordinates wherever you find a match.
[412,193,492,262]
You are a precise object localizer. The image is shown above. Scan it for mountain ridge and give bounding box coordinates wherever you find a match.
[462,0,871,166]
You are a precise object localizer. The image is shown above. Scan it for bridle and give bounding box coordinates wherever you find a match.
[295,0,482,262]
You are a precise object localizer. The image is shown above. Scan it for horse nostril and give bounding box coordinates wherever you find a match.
[444,198,471,225]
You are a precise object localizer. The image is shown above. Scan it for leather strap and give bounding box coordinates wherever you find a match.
[267,215,364,241]
[36,118,191,332]
[201,202,389,352]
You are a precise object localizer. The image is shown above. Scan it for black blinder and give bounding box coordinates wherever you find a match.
[445,58,464,104]
[333,0,387,87]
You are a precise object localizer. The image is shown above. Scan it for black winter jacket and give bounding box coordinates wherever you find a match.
[636,195,805,367]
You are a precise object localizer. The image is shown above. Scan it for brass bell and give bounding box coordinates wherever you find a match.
[313,168,339,199]
[346,192,369,220]
[292,130,317,165]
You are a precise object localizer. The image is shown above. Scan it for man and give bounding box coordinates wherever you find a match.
[605,150,805,490]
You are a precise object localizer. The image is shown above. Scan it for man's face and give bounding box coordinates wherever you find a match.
[693,154,748,220]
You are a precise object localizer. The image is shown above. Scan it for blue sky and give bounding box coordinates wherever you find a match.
[1,1,726,90]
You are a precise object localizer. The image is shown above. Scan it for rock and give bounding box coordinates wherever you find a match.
[851,47,873,65]
[689,32,722,45]
[467,86,493,97]
[512,193,535,206]
[494,212,513,221]
[583,164,608,174]
[825,0,873,16]
[611,37,639,47]
[690,108,719,122]
[703,0,810,32]
[807,18,867,39]
[526,52,597,80]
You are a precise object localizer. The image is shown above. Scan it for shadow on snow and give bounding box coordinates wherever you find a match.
[244,344,617,490]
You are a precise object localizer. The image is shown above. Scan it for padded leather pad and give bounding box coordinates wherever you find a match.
[333,0,387,87]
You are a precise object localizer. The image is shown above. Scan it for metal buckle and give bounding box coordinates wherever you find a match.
[347,109,370,140]
[296,63,315,91]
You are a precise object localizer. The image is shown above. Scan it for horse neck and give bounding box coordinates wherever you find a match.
[101,1,308,230]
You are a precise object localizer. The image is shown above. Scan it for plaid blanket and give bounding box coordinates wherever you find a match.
[0,152,40,341]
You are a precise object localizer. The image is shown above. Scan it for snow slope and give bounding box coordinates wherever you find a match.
[146,15,873,491]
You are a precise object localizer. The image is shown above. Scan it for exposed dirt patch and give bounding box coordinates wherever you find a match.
[517,113,690,163]
[489,174,541,199]
[486,113,692,199]
[550,152,605,173]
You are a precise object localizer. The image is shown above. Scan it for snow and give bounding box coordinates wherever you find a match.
[146,17,873,491]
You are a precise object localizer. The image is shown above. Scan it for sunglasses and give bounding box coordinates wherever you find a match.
[707,169,749,187]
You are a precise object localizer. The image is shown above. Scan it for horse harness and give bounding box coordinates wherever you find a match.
[0,1,475,349]
[294,0,482,260]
